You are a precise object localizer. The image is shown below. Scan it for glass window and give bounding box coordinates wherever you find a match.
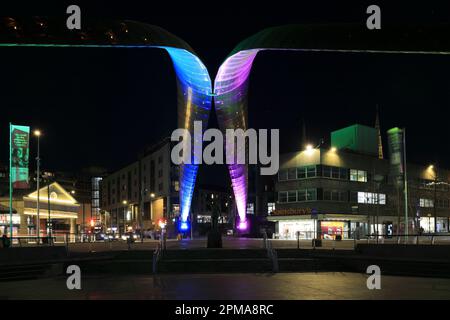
[267,202,276,214]
[323,166,331,178]
[331,167,340,179]
[278,192,287,203]
[288,168,297,180]
[306,188,317,201]
[340,168,348,180]
[358,170,367,182]
[306,166,316,178]
[288,191,297,202]
[297,167,306,179]
[419,198,434,208]
[297,190,306,202]
[331,191,339,201]
[323,190,331,201]
[350,169,367,182]
[278,170,288,181]
[350,169,358,181]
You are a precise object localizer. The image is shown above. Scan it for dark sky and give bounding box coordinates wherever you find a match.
[1,1,450,185]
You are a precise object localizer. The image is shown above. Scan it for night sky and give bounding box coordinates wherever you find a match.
[1,1,450,185]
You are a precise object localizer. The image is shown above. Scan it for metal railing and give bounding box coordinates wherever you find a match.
[263,231,278,272]
[152,242,162,274]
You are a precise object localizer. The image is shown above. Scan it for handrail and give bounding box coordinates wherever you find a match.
[152,242,162,274]
[262,231,278,272]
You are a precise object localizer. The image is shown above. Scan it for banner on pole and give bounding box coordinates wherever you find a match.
[387,127,404,188]
[10,124,30,189]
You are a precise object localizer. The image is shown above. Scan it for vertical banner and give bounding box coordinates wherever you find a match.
[10,124,30,189]
[387,127,404,188]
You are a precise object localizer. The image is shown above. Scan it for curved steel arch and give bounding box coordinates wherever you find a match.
[0,17,213,229]
[214,24,450,227]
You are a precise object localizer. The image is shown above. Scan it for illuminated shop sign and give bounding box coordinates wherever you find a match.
[0,214,21,225]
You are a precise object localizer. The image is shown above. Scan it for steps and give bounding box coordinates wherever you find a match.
[0,263,62,282]
[158,249,273,273]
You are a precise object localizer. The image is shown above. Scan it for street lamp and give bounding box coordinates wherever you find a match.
[122,200,128,235]
[430,164,438,234]
[34,129,41,243]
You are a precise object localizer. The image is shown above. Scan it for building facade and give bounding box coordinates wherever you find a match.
[100,138,179,235]
[268,124,450,240]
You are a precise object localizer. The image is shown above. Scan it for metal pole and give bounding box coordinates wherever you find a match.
[403,128,409,241]
[48,180,51,243]
[9,123,13,244]
[433,167,438,233]
[36,134,40,243]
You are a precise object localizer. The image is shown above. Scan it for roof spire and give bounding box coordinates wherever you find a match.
[375,105,384,159]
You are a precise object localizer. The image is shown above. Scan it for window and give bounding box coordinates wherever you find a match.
[158,169,163,178]
[322,166,345,179]
[306,166,316,178]
[278,192,287,203]
[419,198,434,208]
[267,202,275,214]
[323,166,331,178]
[297,167,306,179]
[324,190,347,202]
[278,170,288,181]
[288,168,296,180]
[350,169,367,182]
[158,156,163,164]
[288,191,297,202]
[158,183,163,191]
[357,192,386,204]
[247,203,254,214]
[339,168,348,180]
[306,188,317,201]
[297,189,317,202]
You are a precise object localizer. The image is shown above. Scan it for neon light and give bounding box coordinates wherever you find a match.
[179,221,189,231]
[237,219,248,231]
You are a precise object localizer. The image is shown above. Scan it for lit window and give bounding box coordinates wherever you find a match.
[419,198,434,208]
[350,169,367,182]
[267,202,275,214]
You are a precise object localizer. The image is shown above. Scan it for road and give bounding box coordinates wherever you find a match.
[2,272,450,299]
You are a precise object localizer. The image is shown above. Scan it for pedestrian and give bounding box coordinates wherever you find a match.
[1,234,11,249]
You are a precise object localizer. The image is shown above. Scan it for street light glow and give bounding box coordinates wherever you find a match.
[34,130,41,137]
[330,147,337,152]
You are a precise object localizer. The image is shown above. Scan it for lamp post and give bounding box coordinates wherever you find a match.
[430,165,438,233]
[34,130,41,243]
[122,200,128,235]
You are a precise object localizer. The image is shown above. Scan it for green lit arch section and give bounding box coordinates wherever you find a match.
[0,17,213,230]
[214,24,450,229]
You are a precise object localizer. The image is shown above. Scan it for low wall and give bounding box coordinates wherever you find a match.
[0,246,67,265]
[355,244,450,260]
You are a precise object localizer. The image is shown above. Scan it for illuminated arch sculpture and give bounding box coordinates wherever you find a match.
[214,24,450,229]
[0,17,212,230]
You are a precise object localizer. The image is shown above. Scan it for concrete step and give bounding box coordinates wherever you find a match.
[159,258,273,273]
[0,264,57,282]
